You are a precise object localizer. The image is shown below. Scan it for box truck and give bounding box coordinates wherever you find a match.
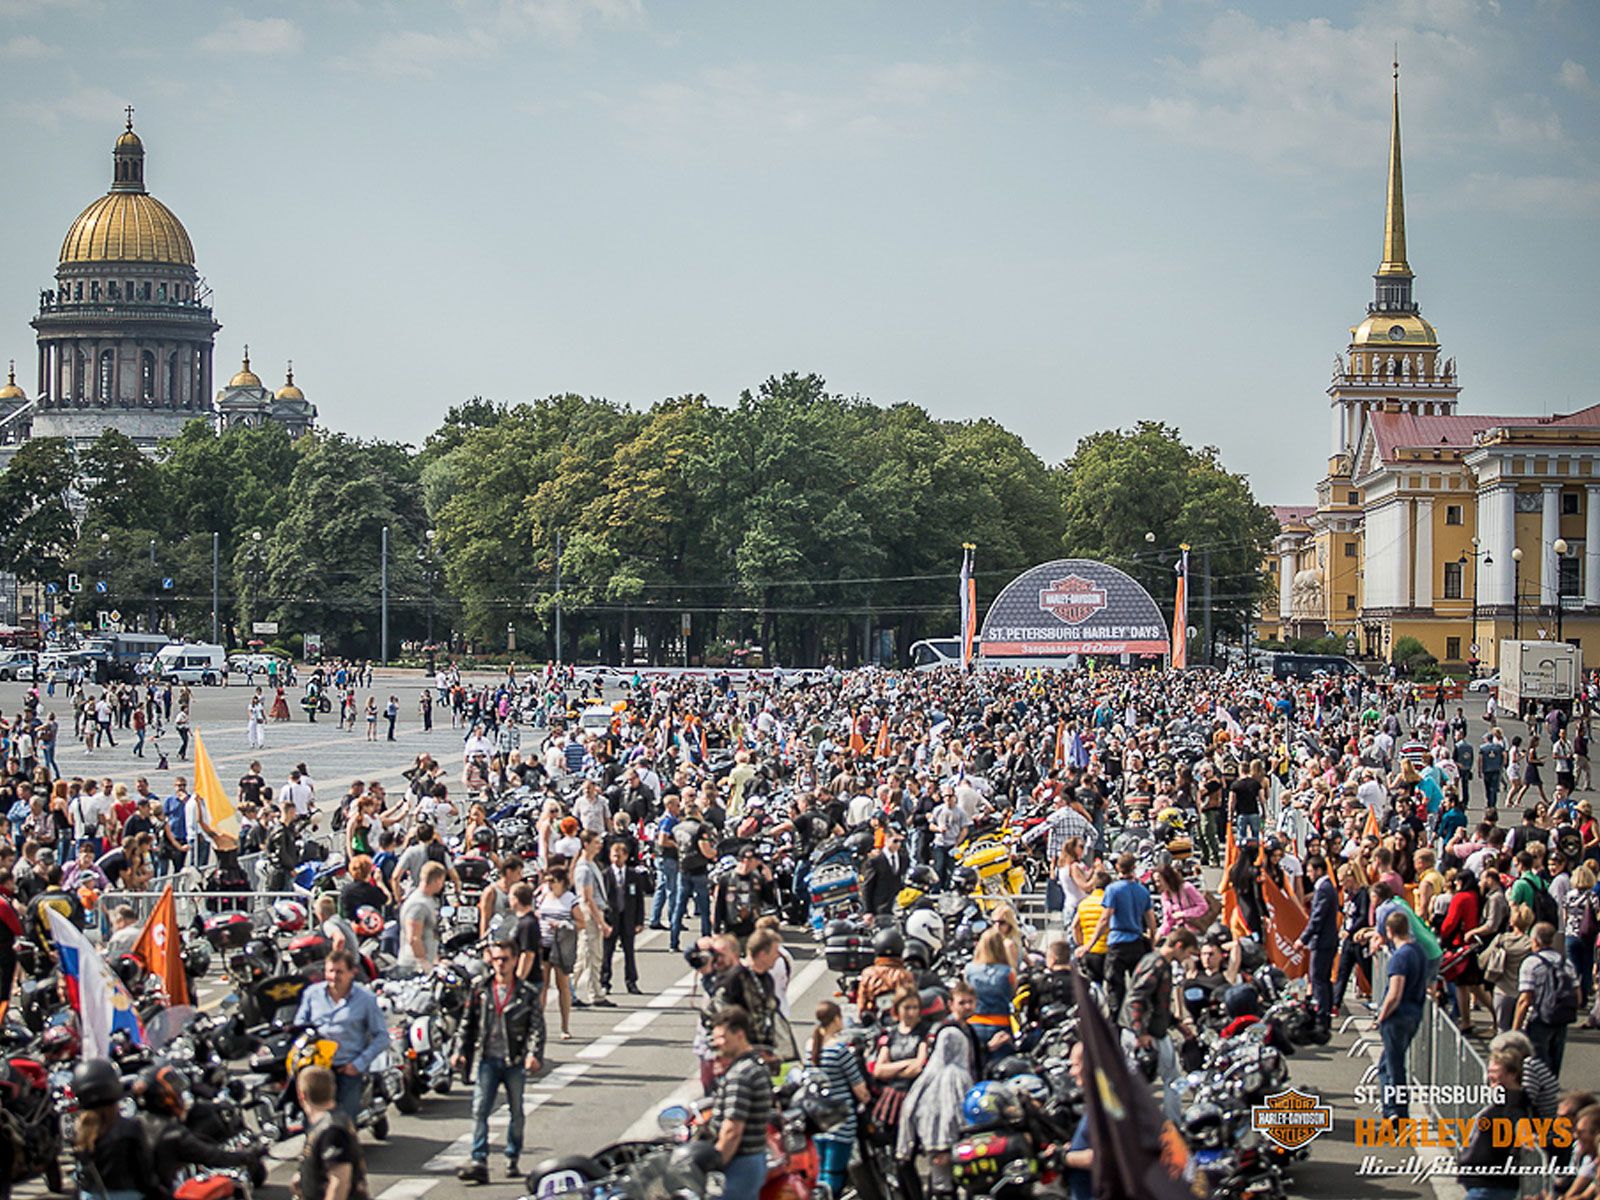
[1498,640,1581,714]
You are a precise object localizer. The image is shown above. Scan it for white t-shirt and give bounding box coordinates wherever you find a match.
[538,889,579,935]
[184,794,206,847]
[281,780,314,818]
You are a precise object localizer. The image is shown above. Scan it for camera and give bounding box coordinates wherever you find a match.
[684,947,713,970]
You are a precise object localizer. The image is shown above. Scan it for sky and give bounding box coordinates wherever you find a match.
[1,0,1597,506]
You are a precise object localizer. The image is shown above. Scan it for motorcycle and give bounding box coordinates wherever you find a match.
[0,1027,64,1194]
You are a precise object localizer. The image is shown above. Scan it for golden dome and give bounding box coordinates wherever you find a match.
[275,361,305,402]
[59,118,194,266]
[61,192,194,265]
[0,361,24,402]
[1350,312,1438,347]
[227,348,262,390]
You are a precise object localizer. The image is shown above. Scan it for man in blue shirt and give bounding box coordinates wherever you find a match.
[162,786,189,874]
[1478,732,1507,807]
[294,949,390,1121]
[1376,911,1427,1119]
[1063,1042,1094,1200]
[1078,852,1154,1017]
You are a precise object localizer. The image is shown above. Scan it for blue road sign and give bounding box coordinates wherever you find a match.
[45,582,58,595]
[94,580,108,594]
[161,577,174,590]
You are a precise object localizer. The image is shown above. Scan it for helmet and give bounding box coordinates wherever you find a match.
[473,827,494,849]
[71,1058,124,1109]
[1009,1074,1050,1106]
[871,929,904,959]
[905,908,943,950]
[1223,983,1262,1019]
[272,899,307,932]
[111,954,145,991]
[903,938,931,969]
[822,919,859,941]
[988,1055,1033,1081]
[844,831,874,859]
[135,1065,191,1117]
[182,941,212,979]
[950,865,979,894]
[906,864,939,892]
[354,906,384,938]
[1132,1041,1160,1081]
[962,1080,1023,1128]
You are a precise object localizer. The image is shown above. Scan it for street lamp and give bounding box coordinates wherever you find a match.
[1554,536,1570,642]
[244,529,265,639]
[417,529,438,653]
[1511,547,1524,639]
[1459,536,1492,677]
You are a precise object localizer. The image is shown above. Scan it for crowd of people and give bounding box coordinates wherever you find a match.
[13,657,1600,1200]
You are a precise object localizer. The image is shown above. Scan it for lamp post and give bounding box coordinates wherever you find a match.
[1554,536,1570,642]
[1459,536,1492,677]
[417,529,438,661]
[1511,547,1523,639]
[97,533,110,629]
[244,529,265,640]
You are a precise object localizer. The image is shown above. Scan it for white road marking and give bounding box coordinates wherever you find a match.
[376,1180,439,1200]
[613,1009,659,1033]
[575,1035,627,1060]
[618,1070,705,1141]
[423,1061,596,1171]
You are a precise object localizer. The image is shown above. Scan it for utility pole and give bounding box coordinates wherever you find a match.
[147,538,157,632]
[554,530,563,667]
[1201,547,1213,666]
[211,531,219,644]
[380,525,389,667]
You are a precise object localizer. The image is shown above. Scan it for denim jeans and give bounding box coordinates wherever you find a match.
[334,1070,364,1122]
[1378,1008,1420,1117]
[1234,814,1262,841]
[722,1151,767,1200]
[1463,1187,1518,1200]
[1527,1017,1570,1076]
[470,1055,526,1165]
[649,857,680,926]
[671,871,711,950]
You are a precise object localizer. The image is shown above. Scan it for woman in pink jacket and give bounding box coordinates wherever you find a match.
[1156,863,1211,937]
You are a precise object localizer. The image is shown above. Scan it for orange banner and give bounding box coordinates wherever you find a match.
[131,884,190,1007]
[1220,825,1250,938]
[1260,871,1309,980]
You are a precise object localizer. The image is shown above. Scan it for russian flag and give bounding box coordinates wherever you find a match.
[47,908,143,1059]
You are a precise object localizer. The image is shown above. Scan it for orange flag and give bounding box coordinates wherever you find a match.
[875,717,891,760]
[1220,825,1251,939]
[131,884,190,1007]
[1259,872,1309,980]
[849,713,866,755]
[1363,804,1382,840]
[1053,720,1067,770]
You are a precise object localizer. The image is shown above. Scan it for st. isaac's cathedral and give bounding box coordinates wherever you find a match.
[0,112,316,462]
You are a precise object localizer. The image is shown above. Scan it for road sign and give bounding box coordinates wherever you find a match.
[161,577,174,590]
[67,573,81,593]
[108,610,121,624]
[681,613,692,636]
[1470,642,1480,654]
[45,582,58,595]
[94,580,107,594]
[303,633,322,659]
[252,621,279,635]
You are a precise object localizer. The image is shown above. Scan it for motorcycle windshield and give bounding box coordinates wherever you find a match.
[145,1005,199,1051]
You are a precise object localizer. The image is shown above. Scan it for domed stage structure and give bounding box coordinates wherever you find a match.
[977,558,1170,664]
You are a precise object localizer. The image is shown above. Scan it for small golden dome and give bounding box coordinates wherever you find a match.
[227,348,262,390]
[115,128,143,151]
[0,361,24,402]
[60,191,193,265]
[1350,312,1438,347]
[275,361,305,402]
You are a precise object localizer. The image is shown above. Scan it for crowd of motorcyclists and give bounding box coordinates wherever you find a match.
[8,658,1600,1199]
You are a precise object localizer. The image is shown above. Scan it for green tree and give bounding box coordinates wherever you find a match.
[1056,421,1276,657]
[0,437,77,580]
[79,429,161,531]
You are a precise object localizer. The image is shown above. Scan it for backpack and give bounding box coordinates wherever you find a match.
[1526,876,1560,930]
[1535,951,1580,1026]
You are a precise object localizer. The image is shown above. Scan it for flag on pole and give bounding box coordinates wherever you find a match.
[1070,969,1192,1200]
[1067,729,1090,770]
[47,908,144,1059]
[1259,871,1310,979]
[191,728,240,841]
[875,716,891,760]
[959,544,977,669]
[131,884,190,1007]
[1171,545,1190,669]
[1220,825,1251,939]
[1053,720,1067,770]
[848,712,867,755]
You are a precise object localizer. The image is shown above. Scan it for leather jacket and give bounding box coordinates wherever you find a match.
[458,976,546,1070]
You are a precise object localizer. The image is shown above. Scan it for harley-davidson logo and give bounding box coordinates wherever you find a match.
[1251,1088,1333,1150]
[1038,576,1108,625]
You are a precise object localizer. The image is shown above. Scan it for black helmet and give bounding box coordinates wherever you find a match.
[844,831,874,858]
[1223,983,1262,1019]
[182,941,212,979]
[135,1064,191,1117]
[906,864,939,892]
[903,937,932,969]
[950,865,979,893]
[71,1058,124,1109]
[473,827,495,849]
[111,954,145,991]
[988,1054,1033,1081]
[871,929,904,959]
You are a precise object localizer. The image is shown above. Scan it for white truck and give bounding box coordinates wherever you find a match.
[154,642,227,686]
[1498,639,1582,715]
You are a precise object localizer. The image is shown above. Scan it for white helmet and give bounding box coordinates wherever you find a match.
[906,908,943,951]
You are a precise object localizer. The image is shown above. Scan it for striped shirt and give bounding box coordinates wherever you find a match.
[816,1041,865,1142]
[713,1051,772,1159]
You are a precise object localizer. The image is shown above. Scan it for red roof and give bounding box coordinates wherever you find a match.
[1370,404,1600,464]
[1272,505,1315,527]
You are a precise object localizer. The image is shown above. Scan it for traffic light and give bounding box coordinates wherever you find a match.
[67,573,81,593]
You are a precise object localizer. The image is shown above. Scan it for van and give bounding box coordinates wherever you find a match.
[0,650,36,681]
[579,705,616,734]
[155,642,226,686]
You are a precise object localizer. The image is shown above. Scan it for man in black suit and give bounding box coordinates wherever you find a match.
[600,839,646,995]
[860,827,908,922]
[1298,854,1339,1035]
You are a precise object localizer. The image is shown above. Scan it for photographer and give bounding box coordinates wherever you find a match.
[688,933,777,1091]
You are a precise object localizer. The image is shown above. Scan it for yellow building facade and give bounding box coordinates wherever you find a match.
[1267,73,1600,671]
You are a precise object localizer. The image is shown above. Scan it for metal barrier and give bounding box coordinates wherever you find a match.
[111,887,307,930]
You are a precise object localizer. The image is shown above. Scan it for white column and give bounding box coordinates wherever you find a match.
[1395,501,1412,609]
[1278,549,1295,618]
[1542,483,1562,606]
[1478,485,1516,606]
[1586,484,1600,608]
[1413,497,1434,609]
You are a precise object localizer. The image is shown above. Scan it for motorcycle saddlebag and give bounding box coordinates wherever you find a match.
[809,863,859,910]
[200,912,254,950]
[961,843,1013,880]
[824,935,874,974]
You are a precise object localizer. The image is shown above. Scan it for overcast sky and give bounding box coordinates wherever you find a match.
[2,0,1597,505]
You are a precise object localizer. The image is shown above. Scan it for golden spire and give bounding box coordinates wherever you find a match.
[1378,57,1411,278]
